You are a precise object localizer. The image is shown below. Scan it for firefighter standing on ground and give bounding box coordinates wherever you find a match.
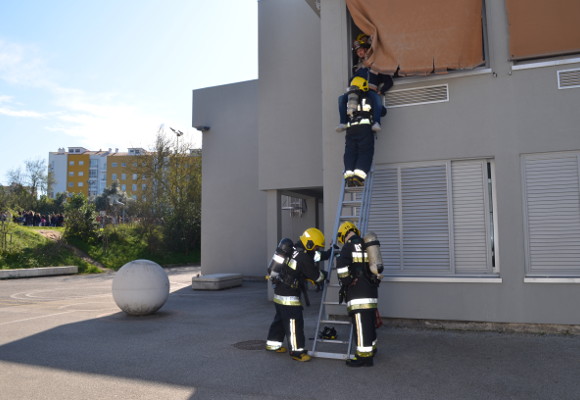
[266,228,327,362]
[336,221,382,367]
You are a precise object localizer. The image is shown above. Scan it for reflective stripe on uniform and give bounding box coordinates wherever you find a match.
[337,266,350,278]
[347,297,378,312]
[352,251,368,263]
[266,340,284,351]
[349,118,371,126]
[289,318,303,352]
[273,294,302,306]
[353,169,367,180]
[354,313,374,356]
[344,170,354,179]
[272,254,285,264]
[287,259,297,270]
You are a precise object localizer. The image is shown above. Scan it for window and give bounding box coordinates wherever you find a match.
[69,171,74,176]
[346,0,484,76]
[368,159,496,276]
[111,162,118,168]
[69,161,75,166]
[132,184,137,191]
[121,184,126,191]
[506,0,580,61]
[121,173,126,180]
[132,173,138,180]
[79,161,84,165]
[78,182,83,187]
[522,151,580,277]
[111,173,117,180]
[68,182,73,187]
[122,162,127,167]
[78,171,84,177]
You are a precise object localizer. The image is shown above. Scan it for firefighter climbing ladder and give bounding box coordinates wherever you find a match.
[309,170,374,360]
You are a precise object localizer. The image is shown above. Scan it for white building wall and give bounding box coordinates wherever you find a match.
[192,80,267,277]
[48,151,68,197]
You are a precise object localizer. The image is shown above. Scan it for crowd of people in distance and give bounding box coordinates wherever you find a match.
[8,210,65,227]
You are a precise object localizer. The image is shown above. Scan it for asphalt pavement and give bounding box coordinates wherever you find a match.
[0,266,579,400]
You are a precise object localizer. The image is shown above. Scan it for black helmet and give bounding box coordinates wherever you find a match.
[277,238,294,257]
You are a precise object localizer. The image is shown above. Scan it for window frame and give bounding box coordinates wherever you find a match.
[347,0,490,79]
[368,158,498,279]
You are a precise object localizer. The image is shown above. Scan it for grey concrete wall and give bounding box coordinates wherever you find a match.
[257,0,322,191]
[258,0,325,271]
[320,0,580,324]
[192,80,267,278]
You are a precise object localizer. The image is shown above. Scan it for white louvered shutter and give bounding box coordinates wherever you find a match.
[451,160,492,273]
[523,154,580,276]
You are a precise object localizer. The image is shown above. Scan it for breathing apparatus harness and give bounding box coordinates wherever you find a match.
[346,76,373,127]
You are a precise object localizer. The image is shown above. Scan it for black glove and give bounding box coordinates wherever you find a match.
[338,285,346,304]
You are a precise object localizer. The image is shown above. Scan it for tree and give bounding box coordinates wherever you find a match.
[6,158,50,210]
[64,193,98,242]
[134,131,202,253]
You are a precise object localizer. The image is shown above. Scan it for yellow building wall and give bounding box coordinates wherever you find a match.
[66,154,90,196]
[107,155,147,199]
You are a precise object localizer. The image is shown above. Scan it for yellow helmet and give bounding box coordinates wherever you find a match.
[350,76,369,92]
[352,34,370,50]
[337,221,360,244]
[299,228,325,251]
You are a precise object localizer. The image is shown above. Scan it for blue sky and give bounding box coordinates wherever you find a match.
[0,0,258,185]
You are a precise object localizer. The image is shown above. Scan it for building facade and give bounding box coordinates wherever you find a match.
[193,0,580,326]
[48,147,148,199]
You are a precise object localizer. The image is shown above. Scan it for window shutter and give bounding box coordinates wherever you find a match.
[368,167,401,271]
[451,160,492,273]
[523,154,580,276]
[369,163,451,274]
[401,165,451,272]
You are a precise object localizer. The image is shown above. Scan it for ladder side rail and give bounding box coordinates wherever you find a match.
[310,179,347,355]
[358,169,374,234]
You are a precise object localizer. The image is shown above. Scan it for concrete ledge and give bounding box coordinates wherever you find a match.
[191,273,243,290]
[0,266,79,280]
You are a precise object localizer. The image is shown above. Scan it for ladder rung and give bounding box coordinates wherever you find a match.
[321,319,351,325]
[315,338,350,344]
[323,301,346,306]
[342,201,361,206]
[339,215,359,220]
[308,351,352,360]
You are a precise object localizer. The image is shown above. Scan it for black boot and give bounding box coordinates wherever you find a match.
[346,356,373,367]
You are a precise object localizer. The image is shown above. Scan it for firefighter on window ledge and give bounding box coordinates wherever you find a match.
[265,227,327,362]
[339,76,386,187]
[336,221,384,367]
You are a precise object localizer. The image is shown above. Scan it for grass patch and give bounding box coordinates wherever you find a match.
[0,224,100,274]
[0,223,199,273]
[68,224,200,271]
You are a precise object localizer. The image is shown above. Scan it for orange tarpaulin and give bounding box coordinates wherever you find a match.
[346,0,484,76]
[506,0,580,60]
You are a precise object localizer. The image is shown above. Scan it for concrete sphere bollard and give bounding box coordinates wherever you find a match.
[112,259,170,316]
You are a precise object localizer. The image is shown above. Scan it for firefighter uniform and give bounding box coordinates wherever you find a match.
[342,81,377,186]
[336,223,379,367]
[266,228,326,362]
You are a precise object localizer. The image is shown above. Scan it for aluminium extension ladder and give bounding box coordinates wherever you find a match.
[308,170,374,360]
